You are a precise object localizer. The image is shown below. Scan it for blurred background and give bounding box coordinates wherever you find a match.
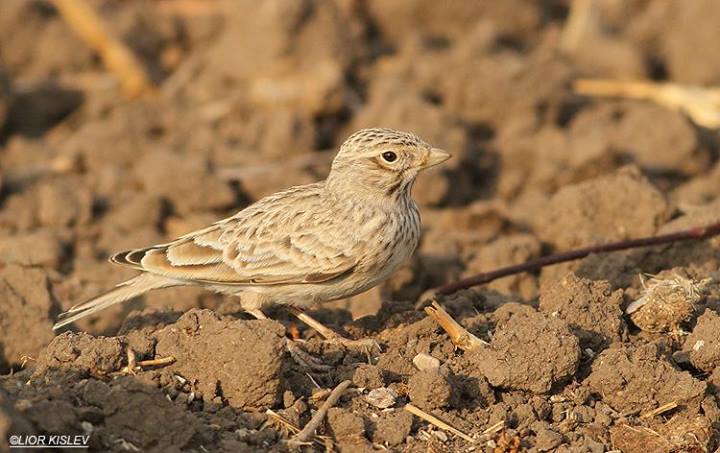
[1,0,720,366]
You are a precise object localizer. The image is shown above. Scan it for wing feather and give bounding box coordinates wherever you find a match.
[109,183,359,286]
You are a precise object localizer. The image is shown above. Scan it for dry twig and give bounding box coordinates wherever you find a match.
[292,380,352,443]
[437,221,720,295]
[404,404,475,443]
[52,0,153,98]
[574,79,720,128]
[122,349,175,374]
[424,301,488,351]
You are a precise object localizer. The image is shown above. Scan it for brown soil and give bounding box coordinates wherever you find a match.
[2,1,720,452]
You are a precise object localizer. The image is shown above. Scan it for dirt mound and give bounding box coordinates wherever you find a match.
[539,273,626,350]
[462,309,581,393]
[586,343,706,414]
[154,309,286,409]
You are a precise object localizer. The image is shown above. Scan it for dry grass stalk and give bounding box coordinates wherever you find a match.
[641,401,678,419]
[267,409,330,448]
[574,79,720,128]
[266,409,302,434]
[52,0,154,98]
[404,404,475,443]
[136,356,176,368]
[483,421,505,435]
[424,301,488,351]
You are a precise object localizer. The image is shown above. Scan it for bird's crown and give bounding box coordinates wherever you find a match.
[340,128,430,152]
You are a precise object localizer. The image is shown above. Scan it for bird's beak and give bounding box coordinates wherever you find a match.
[422,148,451,169]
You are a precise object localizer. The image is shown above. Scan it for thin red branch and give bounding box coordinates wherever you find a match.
[436,221,720,295]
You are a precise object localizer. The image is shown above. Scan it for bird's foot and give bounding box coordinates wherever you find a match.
[285,339,332,372]
[323,333,381,353]
[287,306,381,356]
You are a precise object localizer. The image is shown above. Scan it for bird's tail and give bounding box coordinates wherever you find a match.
[53,273,177,331]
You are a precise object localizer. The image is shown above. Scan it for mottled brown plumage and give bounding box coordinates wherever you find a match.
[53,128,450,332]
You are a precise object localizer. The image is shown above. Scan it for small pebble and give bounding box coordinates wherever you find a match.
[365,387,398,409]
[413,352,440,371]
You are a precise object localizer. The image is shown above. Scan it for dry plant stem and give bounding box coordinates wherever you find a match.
[424,301,488,351]
[574,79,720,128]
[404,404,475,443]
[266,409,302,434]
[52,0,153,98]
[641,401,678,419]
[293,380,352,443]
[437,221,720,295]
[483,420,505,435]
[136,356,175,368]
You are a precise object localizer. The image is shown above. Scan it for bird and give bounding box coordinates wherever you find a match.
[53,128,451,346]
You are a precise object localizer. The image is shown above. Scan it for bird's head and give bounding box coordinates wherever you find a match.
[326,128,451,199]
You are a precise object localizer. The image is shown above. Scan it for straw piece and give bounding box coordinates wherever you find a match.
[424,301,488,351]
[641,401,678,419]
[52,0,154,98]
[404,404,475,443]
[574,79,720,128]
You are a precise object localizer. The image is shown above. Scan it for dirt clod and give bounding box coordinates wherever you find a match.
[82,377,200,451]
[464,310,581,393]
[154,309,286,409]
[536,166,670,250]
[373,410,413,446]
[408,369,452,410]
[585,343,706,414]
[539,273,625,350]
[33,332,127,379]
[682,309,720,373]
[0,265,55,372]
[352,364,385,389]
[326,407,365,441]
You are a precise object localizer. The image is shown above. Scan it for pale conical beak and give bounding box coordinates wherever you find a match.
[422,148,451,169]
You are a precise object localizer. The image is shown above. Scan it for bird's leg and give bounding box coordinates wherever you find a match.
[286,306,380,353]
[246,309,269,320]
[246,308,329,370]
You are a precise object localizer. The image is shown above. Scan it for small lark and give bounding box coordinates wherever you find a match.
[54,128,450,345]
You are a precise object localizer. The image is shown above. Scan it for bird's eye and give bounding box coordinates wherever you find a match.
[381,151,397,162]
